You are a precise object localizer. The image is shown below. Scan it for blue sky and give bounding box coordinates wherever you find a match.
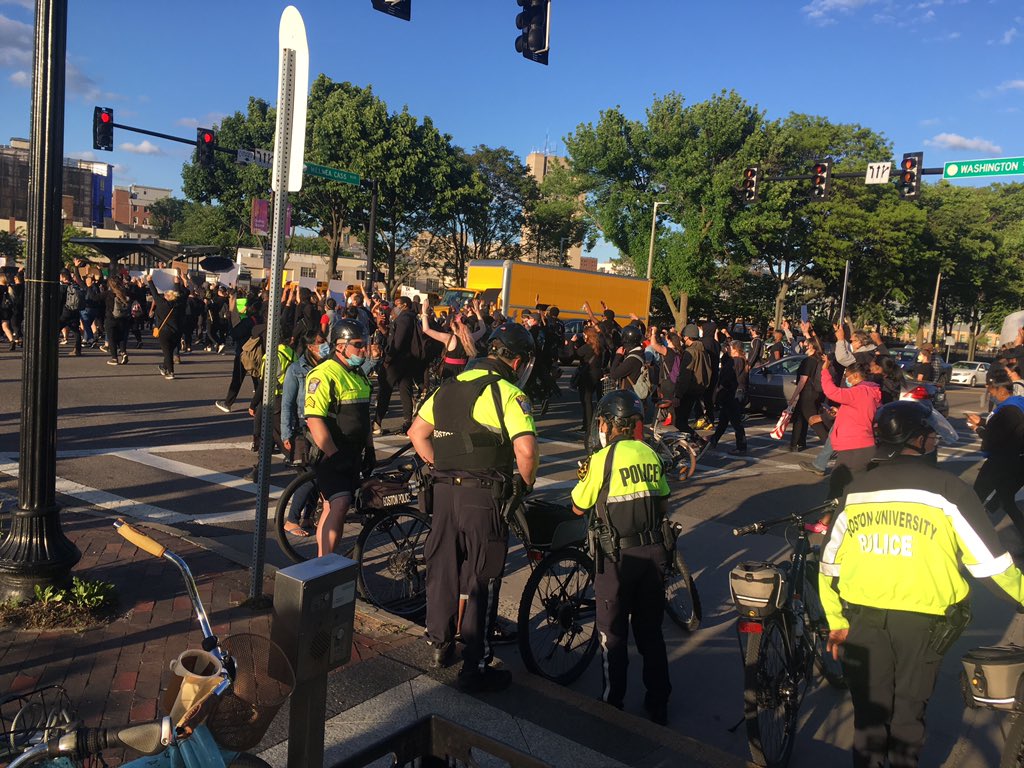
[0,0,1021,259]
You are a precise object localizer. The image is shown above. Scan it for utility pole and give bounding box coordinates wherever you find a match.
[928,271,942,345]
[364,178,378,298]
[647,201,667,280]
[0,0,80,601]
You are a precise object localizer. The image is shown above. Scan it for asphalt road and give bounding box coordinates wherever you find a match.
[0,343,1017,766]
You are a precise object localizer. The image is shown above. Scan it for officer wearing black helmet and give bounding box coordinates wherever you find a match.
[571,390,672,725]
[303,319,374,557]
[819,400,1024,768]
[408,321,539,693]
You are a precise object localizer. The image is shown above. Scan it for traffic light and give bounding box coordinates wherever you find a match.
[811,160,832,200]
[92,107,113,151]
[370,0,410,21]
[196,128,216,168]
[515,0,550,65]
[741,166,760,204]
[899,152,923,199]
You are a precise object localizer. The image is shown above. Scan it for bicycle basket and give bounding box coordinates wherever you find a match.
[0,685,75,760]
[359,478,414,510]
[729,561,787,618]
[206,634,295,751]
[960,645,1024,711]
[517,500,580,551]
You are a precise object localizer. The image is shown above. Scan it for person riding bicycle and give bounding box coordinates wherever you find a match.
[818,400,1024,768]
[303,319,375,558]
[571,390,672,725]
[407,322,539,693]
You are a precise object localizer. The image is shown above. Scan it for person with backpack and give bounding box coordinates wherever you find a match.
[215,296,261,413]
[58,269,84,357]
[675,324,711,437]
[103,276,132,365]
[608,324,652,415]
[373,295,419,436]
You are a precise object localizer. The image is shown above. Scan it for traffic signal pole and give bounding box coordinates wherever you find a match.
[0,0,81,601]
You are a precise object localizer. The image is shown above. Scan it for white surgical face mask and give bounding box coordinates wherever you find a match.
[598,431,608,448]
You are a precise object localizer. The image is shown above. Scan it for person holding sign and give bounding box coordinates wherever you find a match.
[147,270,187,380]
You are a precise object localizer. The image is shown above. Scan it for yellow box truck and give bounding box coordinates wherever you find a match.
[438,260,652,325]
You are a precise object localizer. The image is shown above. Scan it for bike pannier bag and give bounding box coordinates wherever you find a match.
[960,645,1024,711]
[730,561,787,618]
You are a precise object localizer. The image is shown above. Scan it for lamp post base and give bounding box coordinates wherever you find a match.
[0,504,81,603]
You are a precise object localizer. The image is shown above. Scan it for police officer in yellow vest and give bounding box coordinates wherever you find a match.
[819,401,1024,768]
[304,320,374,557]
[571,390,672,725]
[408,323,538,694]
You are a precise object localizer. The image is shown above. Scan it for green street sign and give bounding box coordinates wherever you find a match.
[303,162,360,186]
[943,157,1024,180]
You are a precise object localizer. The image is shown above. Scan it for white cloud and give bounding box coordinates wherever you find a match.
[176,112,226,130]
[68,150,97,162]
[1001,27,1018,44]
[919,117,941,126]
[8,68,27,86]
[924,133,1002,153]
[997,79,1024,91]
[802,0,877,23]
[119,140,163,156]
[0,13,32,68]
[176,117,200,128]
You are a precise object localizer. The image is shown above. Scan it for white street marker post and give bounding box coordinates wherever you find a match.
[251,5,308,601]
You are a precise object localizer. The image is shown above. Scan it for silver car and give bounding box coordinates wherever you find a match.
[949,361,990,387]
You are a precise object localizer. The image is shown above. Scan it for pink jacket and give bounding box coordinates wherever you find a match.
[820,369,881,451]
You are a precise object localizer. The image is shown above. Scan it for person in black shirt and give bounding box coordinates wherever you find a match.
[573,325,604,441]
[708,341,748,453]
[767,330,786,362]
[788,336,828,451]
[608,324,645,392]
[968,369,1024,541]
[746,326,764,368]
[911,348,934,383]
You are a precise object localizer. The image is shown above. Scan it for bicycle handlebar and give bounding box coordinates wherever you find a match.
[732,500,838,537]
[114,519,166,558]
[8,720,169,767]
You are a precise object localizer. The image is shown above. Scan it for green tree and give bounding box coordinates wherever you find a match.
[0,231,21,260]
[148,197,187,239]
[62,225,94,265]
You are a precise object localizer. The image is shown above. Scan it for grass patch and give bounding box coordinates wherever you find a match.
[0,577,118,631]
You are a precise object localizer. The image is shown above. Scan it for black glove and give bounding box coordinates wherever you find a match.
[361,446,376,479]
[512,474,533,498]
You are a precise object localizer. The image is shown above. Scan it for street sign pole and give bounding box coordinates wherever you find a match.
[837,260,851,330]
[251,6,308,601]
[365,179,378,298]
[928,271,942,345]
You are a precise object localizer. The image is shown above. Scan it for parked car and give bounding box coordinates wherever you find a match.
[893,346,953,388]
[949,361,990,387]
[746,353,949,417]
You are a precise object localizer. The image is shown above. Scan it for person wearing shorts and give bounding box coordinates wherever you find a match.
[303,320,375,557]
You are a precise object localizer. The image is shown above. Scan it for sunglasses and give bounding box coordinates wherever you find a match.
[343,340,367,349]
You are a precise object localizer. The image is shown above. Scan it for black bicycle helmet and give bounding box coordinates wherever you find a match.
[596,390,644,427]
[621,324,643,349]
[874,401,933,446]
[330,319,367,346]
[488,322,536,363]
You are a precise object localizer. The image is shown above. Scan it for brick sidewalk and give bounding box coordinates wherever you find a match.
[0,509,418,766]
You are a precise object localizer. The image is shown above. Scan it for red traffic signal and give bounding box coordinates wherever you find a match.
[811,160,832,200]
[741,166,760,203]
[515,0,550,65]
[899,152,923,199]
[92,107,113,151]
[196,128,217,168]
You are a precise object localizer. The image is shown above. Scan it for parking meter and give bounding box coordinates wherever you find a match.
[271,553,357,768]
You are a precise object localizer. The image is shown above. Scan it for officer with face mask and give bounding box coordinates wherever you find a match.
[408,322,538,693]
[572,390,672,725]
[303,320,375,557]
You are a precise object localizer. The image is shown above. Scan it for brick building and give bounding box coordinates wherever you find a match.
[112,185,172,231]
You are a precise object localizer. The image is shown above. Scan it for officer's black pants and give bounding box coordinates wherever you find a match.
[843,605,942,768]
[974,458,1024,541]
[595,543,671,709]
[424,482,508,674]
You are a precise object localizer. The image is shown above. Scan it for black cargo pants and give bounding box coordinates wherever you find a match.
[595,542,672,709]
[842,605,943,768]
[424,479,508,674]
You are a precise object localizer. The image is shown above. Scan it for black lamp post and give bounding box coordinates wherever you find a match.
[0,0,80,601]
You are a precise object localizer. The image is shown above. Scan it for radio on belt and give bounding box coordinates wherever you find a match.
[271,553,357,682]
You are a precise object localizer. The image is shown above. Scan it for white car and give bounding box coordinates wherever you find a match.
[949,361,990,387]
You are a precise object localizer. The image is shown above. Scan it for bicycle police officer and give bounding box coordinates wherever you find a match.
[571,390,672,725]
[819,400,1024,768]
[303,320,375,558]
[407,322,539,693]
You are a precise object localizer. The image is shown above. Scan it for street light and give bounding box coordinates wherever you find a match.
[647,201,668,280]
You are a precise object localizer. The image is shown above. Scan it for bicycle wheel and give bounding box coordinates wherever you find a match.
[352,507,430,617]
[274,470,321,564]
[802,564,846,689]
[517,548,598,685]
[664,549,701,632]
[743,615,798,768]
[1000,712,1024,768]
[676,440,697,480]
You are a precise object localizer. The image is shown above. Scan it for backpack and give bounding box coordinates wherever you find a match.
[130,300,143,319]
[112,297,128,319]
[64,285,81,311]
[240,335,265,379]
[626,352,653,399]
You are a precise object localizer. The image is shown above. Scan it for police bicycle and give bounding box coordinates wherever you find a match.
[730,500,846,768]
[273,442,430,617]
[6,520,293,768]
[507,492,702,686]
